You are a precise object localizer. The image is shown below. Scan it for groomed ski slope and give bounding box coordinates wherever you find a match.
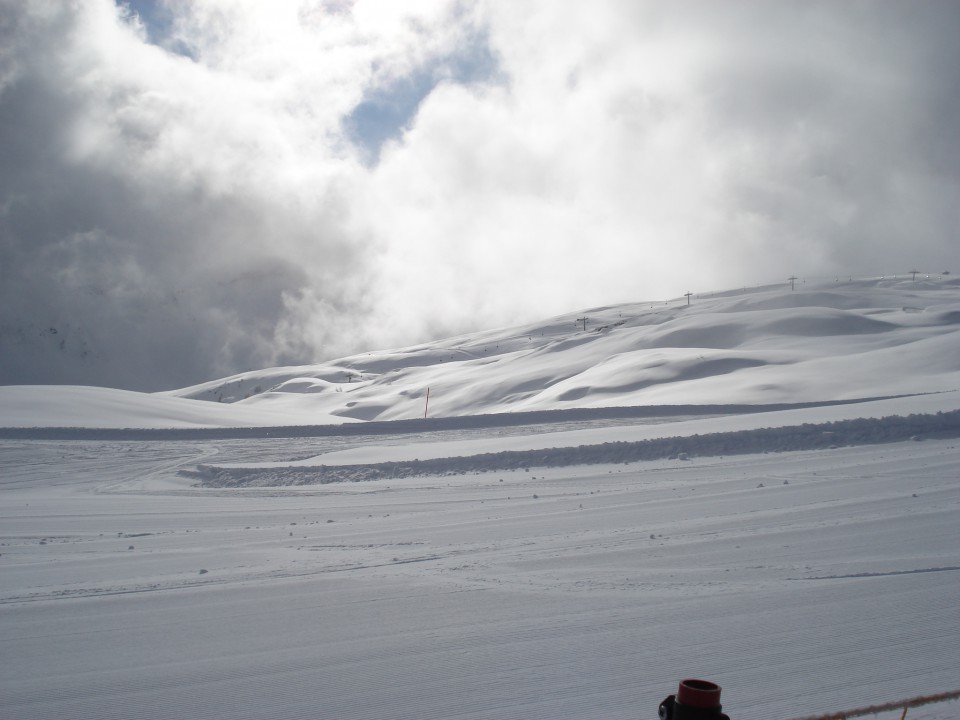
[1,277,959,719]
[1,434,958,719]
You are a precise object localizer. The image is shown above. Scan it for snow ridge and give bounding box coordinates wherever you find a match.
[186,409,960,487]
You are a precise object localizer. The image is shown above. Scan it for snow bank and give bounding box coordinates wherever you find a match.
[0,385,352,429]
[186,408,960,487]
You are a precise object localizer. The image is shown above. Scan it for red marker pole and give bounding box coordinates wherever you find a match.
[424,387,430,419]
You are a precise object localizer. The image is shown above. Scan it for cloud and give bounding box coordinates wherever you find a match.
[0,0,465,389]
[360,0,960,346]
[1,0,958,390]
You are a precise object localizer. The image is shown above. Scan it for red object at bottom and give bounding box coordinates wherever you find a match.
[677,679,722,709]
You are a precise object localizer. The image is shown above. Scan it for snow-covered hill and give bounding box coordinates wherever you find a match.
[4,276,957,429]
[174,277,960,421]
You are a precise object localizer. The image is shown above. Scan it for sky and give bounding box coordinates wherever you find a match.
[1,0,958,392]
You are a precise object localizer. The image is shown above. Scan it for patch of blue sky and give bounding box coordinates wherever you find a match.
[117,1,197,60]
[345,35,503,166]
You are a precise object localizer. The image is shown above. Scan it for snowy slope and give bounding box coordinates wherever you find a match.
[0,385,355,429]
[178,277,960,423]
[2,276,957,429]
[2,436,958,720]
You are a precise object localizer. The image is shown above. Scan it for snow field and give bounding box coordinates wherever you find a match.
[1,436,958,720]
[2,277,960,719]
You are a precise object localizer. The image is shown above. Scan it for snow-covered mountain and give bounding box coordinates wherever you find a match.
[6,276,956,429]
[216,276,960,421]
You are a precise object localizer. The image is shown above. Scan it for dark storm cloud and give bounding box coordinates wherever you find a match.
[0,1,371,390]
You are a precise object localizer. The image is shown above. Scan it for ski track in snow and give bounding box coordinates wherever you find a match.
[1,431,958,720]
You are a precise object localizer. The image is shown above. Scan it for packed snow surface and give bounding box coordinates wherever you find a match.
[2,436,958,720]
[0,385,355,429]
[2,277,959,719]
